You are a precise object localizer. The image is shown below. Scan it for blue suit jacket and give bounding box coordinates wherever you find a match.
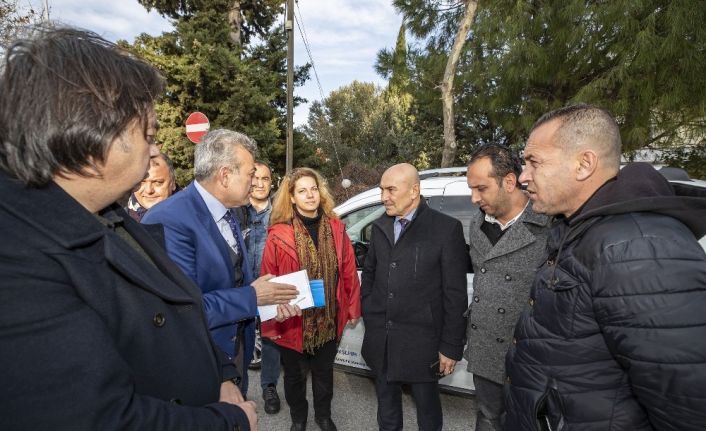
[142,182,257,366]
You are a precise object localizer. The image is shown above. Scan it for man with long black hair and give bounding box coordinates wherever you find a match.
[0,26,255,430]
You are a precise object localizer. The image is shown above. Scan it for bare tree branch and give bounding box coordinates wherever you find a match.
[440,0,478,167]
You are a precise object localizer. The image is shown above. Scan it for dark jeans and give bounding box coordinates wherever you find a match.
[260,338,281,390]
[373,374,442,431]
[278,340,338,423]
[473,374,505,431]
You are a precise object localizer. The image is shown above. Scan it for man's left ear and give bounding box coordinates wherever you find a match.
[412,182,421,197]
[503,173,518,192]
[576,150,598,181]
[218,166,231,188]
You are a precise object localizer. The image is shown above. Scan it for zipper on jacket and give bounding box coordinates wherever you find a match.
[535,378,566,431]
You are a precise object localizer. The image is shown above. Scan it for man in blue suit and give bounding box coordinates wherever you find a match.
[143,129,300,396]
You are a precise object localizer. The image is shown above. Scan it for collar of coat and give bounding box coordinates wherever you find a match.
[267,217,346,262]
[0,171,115,249]
[372,197,430,246]
[469,201,549,261]
[0,171,199,304]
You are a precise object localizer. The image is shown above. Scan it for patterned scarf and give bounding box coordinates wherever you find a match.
[293,212,338,354]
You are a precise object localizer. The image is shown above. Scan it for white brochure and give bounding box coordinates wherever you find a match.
[258,270,314,321]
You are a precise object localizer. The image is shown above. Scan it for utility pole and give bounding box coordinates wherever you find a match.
[43,0,50,21]
[285,0,294,172]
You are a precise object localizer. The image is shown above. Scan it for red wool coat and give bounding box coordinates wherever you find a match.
[261,218,361,353]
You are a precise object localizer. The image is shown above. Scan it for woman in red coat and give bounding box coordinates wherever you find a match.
[261,167,360,431]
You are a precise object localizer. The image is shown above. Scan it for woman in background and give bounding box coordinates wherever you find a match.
[261,168,360,431]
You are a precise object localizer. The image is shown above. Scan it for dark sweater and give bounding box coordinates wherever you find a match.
[296,209,322,248]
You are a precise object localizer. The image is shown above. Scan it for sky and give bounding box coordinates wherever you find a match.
[25,0,402,126]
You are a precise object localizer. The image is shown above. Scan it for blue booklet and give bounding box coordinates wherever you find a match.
[310,279,326,307]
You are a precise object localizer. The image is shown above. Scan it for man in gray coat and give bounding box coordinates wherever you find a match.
[463,145,549,431]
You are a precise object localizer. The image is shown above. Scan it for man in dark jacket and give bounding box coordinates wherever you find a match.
[0,27,255,430]
[361,163,469,431]
[505,104,706,430]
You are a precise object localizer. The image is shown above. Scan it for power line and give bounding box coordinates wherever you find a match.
[294,2,325,100]
[293,0,348,197]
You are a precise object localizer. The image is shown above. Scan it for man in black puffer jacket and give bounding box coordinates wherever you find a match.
[504,104,706,431]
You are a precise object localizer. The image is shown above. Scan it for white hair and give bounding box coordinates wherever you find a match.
[193,129,257,181]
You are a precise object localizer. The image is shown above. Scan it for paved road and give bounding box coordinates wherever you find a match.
[248,367,477,430]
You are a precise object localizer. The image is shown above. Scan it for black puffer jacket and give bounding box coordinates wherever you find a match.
[504,163,706,431]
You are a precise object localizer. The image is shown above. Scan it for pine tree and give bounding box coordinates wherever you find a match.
[465,0,705,153]
[124,0,313,184]
[137,0,281,48]
[389,22,410,92]
[379,0,706,173]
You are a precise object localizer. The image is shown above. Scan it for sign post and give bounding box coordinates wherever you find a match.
[185,112,210,144]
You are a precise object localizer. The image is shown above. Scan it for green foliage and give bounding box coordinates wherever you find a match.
[375,3,507,167]
[390,22,410,92]
[377,0,706,170]
[137,0,282,45]
[465,0,706,154]
[123,1,314,185]
[302,81,421,186]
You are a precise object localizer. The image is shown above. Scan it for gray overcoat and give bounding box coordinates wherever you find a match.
[463,203,549,384]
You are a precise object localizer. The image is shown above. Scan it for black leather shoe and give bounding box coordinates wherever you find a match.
[315,417,337,431]
[290,422,306,431]
[262,384,280,414]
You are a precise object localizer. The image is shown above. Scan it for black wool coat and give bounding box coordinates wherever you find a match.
[361,199,469,382]
[0,172,249,430]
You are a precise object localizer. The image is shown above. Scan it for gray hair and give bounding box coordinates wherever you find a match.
[193,129,257,181]
[532,104,622,170]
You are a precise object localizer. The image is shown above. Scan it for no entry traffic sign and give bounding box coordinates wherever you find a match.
[185,112,210,144]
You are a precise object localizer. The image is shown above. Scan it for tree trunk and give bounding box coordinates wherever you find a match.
[440,0,478,167]
[228,0,242,51]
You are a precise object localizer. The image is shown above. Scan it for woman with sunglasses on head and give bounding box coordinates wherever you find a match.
[260,168,360,431]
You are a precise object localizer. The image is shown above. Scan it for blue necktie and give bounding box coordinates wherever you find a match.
[396,218,410,243]
[399,218,410,230]
[222,210,241,256]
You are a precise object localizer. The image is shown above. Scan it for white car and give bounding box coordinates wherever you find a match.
[332,166,706,396]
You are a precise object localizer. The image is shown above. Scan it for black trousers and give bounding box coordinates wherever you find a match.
[473,374,505,431]
[278,340,338,423]
[373,373,442,431]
